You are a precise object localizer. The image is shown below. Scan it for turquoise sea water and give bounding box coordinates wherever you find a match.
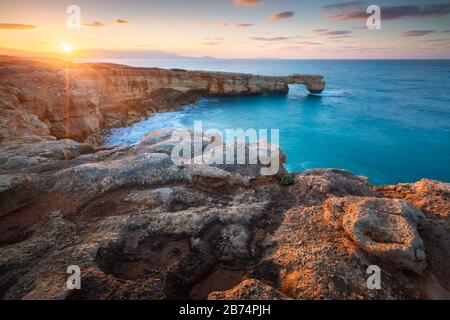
[103,59,450,185]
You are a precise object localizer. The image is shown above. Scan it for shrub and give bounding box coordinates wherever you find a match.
[279,172,295,186]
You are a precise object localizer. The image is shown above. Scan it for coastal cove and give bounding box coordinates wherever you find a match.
[103,59,450,185]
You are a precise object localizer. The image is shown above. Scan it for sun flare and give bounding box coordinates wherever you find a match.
[60,43,74,53]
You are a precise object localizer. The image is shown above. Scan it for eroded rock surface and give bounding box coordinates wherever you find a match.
[0,130,448,300]
[329,197,426,273]
[208,279,291,300]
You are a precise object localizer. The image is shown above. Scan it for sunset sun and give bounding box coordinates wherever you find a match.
[60,43,74,53]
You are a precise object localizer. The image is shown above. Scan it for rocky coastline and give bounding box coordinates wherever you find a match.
[0,56,324,145]
[0,56,448,300]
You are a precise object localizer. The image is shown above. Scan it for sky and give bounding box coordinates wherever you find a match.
[0,0,449,59]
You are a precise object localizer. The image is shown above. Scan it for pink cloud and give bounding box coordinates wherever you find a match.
[234,0,262,6]
[268,11,295,21]
[115,19,129,24]
[236,23,253,27]
[400,30,435,37]
[0,23,36,30]
[324,3,450,21]
[84,21,106,27]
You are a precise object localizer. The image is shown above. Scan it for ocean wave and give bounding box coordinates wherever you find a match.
[310,90,350,97]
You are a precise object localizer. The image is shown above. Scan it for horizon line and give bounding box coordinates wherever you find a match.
[1,47,448,62]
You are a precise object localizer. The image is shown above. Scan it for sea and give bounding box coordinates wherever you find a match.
[89,59,450,185]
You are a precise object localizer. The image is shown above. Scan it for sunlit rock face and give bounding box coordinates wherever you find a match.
[0,56,324,145]
[0,131,448,300]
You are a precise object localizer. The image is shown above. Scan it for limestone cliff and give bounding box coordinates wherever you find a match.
[0,56,325,144]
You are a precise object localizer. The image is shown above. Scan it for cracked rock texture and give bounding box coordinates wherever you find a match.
[0,130,448,300]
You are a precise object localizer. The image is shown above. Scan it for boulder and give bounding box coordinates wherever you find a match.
[208,279,291,300]
[327,197,427,273]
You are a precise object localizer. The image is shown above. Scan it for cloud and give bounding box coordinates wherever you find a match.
[313,29,353,36]
[234,0,262,6]
[214,22,253,28]
[77,49,182,59]
[400,30,435,37]
[250,36,292,41]
[329,35,354,39]
[418,38,450,43]
[324,30,352,36]
[321,1,365,11]
[324,3,450,21]
[236,23,253,27]
[204,37,224,41]
[296,41,322,45]
[312,28,329,33]
[268,11,295,21]
[0,23,36,30]
[215,21,230,27]
[202,37,224,45]
[115,19,129,24]
[84,21,106,27]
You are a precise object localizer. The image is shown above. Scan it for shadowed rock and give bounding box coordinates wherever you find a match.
[208,279,291,300]
[0,131,448,300]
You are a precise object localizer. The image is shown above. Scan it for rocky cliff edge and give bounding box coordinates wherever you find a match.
[0,130,448,300]
[0,56,325,145]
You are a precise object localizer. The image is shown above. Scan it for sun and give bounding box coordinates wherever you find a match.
[60,43,74,53]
